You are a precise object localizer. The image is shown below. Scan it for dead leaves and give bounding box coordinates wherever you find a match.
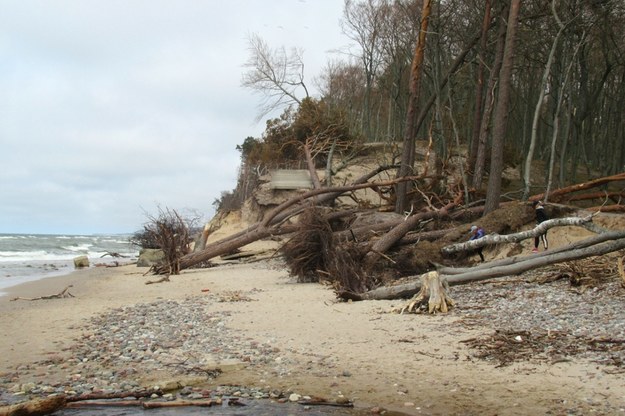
[461,329,625,371]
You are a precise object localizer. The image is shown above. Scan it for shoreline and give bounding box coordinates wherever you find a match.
[1,258,625,415]
[0,258,138,296]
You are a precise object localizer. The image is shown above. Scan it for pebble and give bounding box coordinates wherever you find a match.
[0,294,305,404]
[450,270,625,366]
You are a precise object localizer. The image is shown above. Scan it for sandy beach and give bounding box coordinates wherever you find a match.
[1,224,625,415]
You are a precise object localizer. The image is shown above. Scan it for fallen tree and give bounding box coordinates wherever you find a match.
[440,214,607,255]
[153,171,416,274]
[338,225,625,310]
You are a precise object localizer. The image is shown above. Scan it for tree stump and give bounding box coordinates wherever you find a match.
[394,271,455,314]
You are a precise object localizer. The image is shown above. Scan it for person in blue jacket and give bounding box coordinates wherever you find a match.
[469,225,486,262]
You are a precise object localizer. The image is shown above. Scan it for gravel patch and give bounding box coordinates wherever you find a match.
[449,262,625,370]
[0,292,303,405]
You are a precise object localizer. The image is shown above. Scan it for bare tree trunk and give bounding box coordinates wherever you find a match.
[467,0,491,183]
[471,3,507,191]
[484,0,521,214]
[522,2,566,200]
[395,0,432,214]
[303,143,322,189]
[546,31,584,202]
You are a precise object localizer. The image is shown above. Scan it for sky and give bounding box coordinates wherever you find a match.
[0,0,348,235]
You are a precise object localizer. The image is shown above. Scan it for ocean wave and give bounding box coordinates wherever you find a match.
[61,243,93,252]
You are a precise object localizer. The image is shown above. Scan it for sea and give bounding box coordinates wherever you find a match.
[0,233,139,295]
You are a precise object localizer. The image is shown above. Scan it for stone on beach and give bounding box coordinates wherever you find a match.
[73,256,89,268]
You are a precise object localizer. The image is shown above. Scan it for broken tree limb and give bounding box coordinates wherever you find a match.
[531,172,625,203]
[10,285,74,301]
[65,400,219,409]
[440,215,606,255]
[365,197,462,265]
[145,275,170,285]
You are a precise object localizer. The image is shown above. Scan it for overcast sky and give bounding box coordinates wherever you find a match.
[0,0,348,235]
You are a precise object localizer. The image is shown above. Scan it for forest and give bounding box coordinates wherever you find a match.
[229,0,624,213]
[145,0,625,311]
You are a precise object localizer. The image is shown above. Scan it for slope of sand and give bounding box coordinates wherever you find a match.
[1,216,625,415]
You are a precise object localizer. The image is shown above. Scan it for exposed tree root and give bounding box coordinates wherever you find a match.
[392,271,455,314]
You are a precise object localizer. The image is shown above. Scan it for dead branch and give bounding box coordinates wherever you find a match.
[100,251,128,258]
[531,172,625,203]
[10,285,74,301]
[65,400,220,409]
[65,390,159,402]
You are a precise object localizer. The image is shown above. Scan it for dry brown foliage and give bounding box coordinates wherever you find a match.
[280,207,375,293]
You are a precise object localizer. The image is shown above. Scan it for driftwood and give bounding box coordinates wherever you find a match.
[10,285,74,301]
[0,396,66,416]
[100,251,128,258]
[0,390,239,415]
[66,400,220,409]
[298,398,354,407]
[145,275,170,285]
[65,390,158,402]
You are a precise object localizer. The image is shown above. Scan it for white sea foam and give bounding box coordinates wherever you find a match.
[0,233,139,294]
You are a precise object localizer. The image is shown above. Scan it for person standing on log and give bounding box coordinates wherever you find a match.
[532,200,549,252]
[469,225,486,262]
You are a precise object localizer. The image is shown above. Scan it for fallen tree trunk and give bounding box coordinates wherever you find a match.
[441,214,607,255]
[438,229,625,275]
[532,172,625,203]
[341,230,625,302]
[364,196,462,266]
